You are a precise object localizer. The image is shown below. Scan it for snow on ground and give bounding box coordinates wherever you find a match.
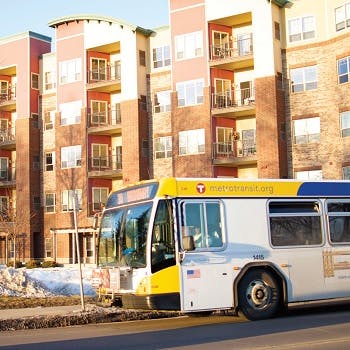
[0,265,96,297]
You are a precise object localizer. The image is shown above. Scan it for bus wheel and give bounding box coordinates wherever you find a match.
[238,268,280,321]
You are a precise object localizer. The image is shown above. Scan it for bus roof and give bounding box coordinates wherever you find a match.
[156,177,350,198]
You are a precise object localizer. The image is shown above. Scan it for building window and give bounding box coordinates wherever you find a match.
[175,31,203,60]
[293,117,320,144]
[45,152,55,171]
[45,193,56,213]
[179,128,205,155]
[44,110,55,130]
[85,236,94,258]
[33,196,41,210]
[288,16,315,42]
[0,196,9,213]
[153,45,171,68]
[290,65,317,92]
[335,3,350,31]
[59,58,82,84]
[154,136,172,159]
[176,79,204,107]
[31,73,39,90]
[274,22,281,40]
[154,90,171,113]
[343,166,350,179]
[33,155,40,170]
[59,100,82,125]
[340,111,350,137]
[338,56,350,84]
[90,58,107,81]
[295,170,322,180]
[139,50,146,66]
[61,145,81,168]
[92,187,108,211]
[45,238,52,258]
[92,144,108,167]
[140,95,147,111]
[62,189,82,212]
[44,71,56,90]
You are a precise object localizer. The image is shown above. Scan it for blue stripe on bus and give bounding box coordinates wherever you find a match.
[297,182,350,196]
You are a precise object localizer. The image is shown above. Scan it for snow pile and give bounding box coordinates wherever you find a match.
[0,265,96,297]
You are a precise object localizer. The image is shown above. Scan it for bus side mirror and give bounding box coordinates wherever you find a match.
[182,236,195,251]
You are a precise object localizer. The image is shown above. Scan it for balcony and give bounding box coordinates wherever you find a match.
[0,167,16,188]
[211,88,255,117]
[87,155,122,179]
[209,35,253,70]
[212,141,257,166]
[86,64,121,93]
[87,107,122,135]
[0,128,16,150]
[0,86,16,111]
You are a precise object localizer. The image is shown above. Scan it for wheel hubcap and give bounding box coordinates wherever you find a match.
[246,280,270,309]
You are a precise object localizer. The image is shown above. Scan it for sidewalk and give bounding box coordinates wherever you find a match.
[0,305,84,320]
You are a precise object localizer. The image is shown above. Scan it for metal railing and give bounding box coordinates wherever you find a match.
[211,88,255,109]
[87,107,121,127]
[0,85,16,103]
[0,127,15,143]
[209,35,253,61]
[87,64,121,84]
[87,155,122,172]
[212,141,256,159]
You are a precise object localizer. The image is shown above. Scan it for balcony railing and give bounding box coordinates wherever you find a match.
[0,86,16,104]
[212,141,256,160]
[0,128,15,143]
[211,88,255,109]
[209,35,253,61]
[87,108,121,128]
[87,64,121,84]
[88,155,122,173]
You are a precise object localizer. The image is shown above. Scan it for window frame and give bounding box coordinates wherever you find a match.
[45,193,56,213]
[179,128,205,155]
[59,58,82,84]
[61,145,81,169]
[269,199,323,247]
[180,199,225,251]
[154,136,172,159]
[175,31,203,60]
[293,117,320,144]
[290,65,317,92]
[176,79,204,107]
[61,189,82,212]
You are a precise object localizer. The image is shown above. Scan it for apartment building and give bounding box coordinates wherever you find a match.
[0,0,349,264]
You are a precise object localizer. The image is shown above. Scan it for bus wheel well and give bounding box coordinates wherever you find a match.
[234,264,286,320]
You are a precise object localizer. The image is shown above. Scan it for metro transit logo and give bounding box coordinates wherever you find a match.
[196,183,206,194]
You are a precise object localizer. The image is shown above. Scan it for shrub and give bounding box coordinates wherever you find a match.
[25,260,41,269]
[6,260,23,268]
[41,260,58,268]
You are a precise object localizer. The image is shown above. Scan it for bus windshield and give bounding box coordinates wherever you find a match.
[97,202,152,268]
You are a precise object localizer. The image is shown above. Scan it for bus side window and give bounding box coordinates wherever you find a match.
[328,201,350,243]
[269,201,322,247]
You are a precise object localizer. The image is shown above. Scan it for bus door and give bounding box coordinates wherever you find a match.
[179,200,232,311]
[323,200,350,296]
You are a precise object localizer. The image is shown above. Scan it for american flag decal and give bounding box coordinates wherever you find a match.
[187,269,201,279]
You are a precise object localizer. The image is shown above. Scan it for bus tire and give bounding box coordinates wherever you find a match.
[238,268,281,321]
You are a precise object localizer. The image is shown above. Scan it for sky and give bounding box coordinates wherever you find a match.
[0,0,169,40]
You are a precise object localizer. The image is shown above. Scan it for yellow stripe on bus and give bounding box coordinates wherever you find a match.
[136,265,180,295]
[158,178,303,197]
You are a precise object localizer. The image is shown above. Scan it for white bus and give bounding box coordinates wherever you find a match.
[92,177,350,320]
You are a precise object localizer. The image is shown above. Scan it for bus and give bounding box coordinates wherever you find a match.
[92,177,350,320]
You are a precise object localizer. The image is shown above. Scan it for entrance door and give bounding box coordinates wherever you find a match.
[179,199,232,311]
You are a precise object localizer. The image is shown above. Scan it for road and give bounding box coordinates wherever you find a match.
[1,308,350,349]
